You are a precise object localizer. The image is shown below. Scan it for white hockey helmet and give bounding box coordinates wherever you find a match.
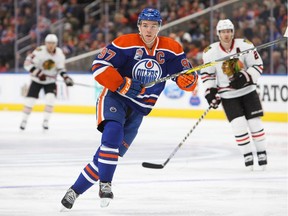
[216,19,234,36]
[45,34,58,44]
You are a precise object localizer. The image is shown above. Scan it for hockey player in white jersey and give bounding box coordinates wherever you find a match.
[200,19,267,170]
[20,34,74,130]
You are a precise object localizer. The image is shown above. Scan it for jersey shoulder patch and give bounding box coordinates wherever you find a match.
[203,46,212,53]
[35,47,42,51]
[243,39,253,44]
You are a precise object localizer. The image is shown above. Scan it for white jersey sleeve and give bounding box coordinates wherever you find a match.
[239,39,263,83]
[24,49,41,73]
[201,43,219,91]
[54,47,66,73]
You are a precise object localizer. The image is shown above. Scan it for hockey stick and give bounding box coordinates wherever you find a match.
[57,79,96,88]
[43,75,96,88]
[142,106,212,169]
[144,35,287,88]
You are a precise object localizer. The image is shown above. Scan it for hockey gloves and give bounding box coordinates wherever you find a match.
[63,74,74,86]
[32,69,46,81]
[176,73,198,91]
[205,88,221,109]
[117,77,145,98]
[230,70,252,89]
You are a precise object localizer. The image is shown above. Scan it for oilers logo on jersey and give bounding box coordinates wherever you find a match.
[132,59,162,86]
[92,33,192,116]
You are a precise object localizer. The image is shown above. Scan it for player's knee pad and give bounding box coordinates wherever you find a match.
[230,116,248,135]
[45,93,55,106]
[247,117,265,141]
[247,117,263,132]
[101,121,124,149]
[231,116,252,148]
[25,97,37,108]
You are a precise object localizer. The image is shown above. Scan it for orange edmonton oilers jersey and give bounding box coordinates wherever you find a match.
[92,33,192,115]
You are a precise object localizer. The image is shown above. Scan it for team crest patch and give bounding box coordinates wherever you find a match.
[134,48,143,60]
[42,59,56,70]
[243,39,252,44]
[203,46,211,53]
[132,59,162,86]
[110,107,117,112]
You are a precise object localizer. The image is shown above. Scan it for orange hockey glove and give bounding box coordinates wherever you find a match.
[176,73,198,91]
[117,77,145,98]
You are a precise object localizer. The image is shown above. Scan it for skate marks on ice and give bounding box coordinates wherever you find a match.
[0,111,287,216]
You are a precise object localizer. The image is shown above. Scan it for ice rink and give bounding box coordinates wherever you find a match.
[0,111,287,216]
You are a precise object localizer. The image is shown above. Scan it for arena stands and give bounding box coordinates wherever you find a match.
[0,0,286,74]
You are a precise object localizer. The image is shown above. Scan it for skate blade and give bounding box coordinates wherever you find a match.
[100,198,112,208]
[260,165,266,171]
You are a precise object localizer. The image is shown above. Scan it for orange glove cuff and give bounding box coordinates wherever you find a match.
[176,73,198,91]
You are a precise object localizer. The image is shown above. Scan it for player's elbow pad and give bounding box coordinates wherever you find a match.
[247,65,263,83]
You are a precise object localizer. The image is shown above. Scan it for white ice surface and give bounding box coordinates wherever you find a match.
[0,111,287,216]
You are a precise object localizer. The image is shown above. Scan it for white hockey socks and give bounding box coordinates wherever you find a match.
[231,116,253,156]
[247,117,266,152]
[22,97,36,120]
[43,93,55,121]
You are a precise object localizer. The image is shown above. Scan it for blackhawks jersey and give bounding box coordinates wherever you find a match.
[92,33,192,116]
[201,38,263,99]
[24,45,66,84]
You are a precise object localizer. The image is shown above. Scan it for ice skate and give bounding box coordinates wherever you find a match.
[61,187,79,210]
[20,120,27,130]
[42,120,49,130]
[257,151,267,170]
[99,181,113,208]
[244,153,254,171]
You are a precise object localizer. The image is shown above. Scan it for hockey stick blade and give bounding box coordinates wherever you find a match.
[142,162,164,169]
[142,107,211,169]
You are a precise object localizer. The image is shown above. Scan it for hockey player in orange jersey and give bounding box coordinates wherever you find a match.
[61,8,198,209]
